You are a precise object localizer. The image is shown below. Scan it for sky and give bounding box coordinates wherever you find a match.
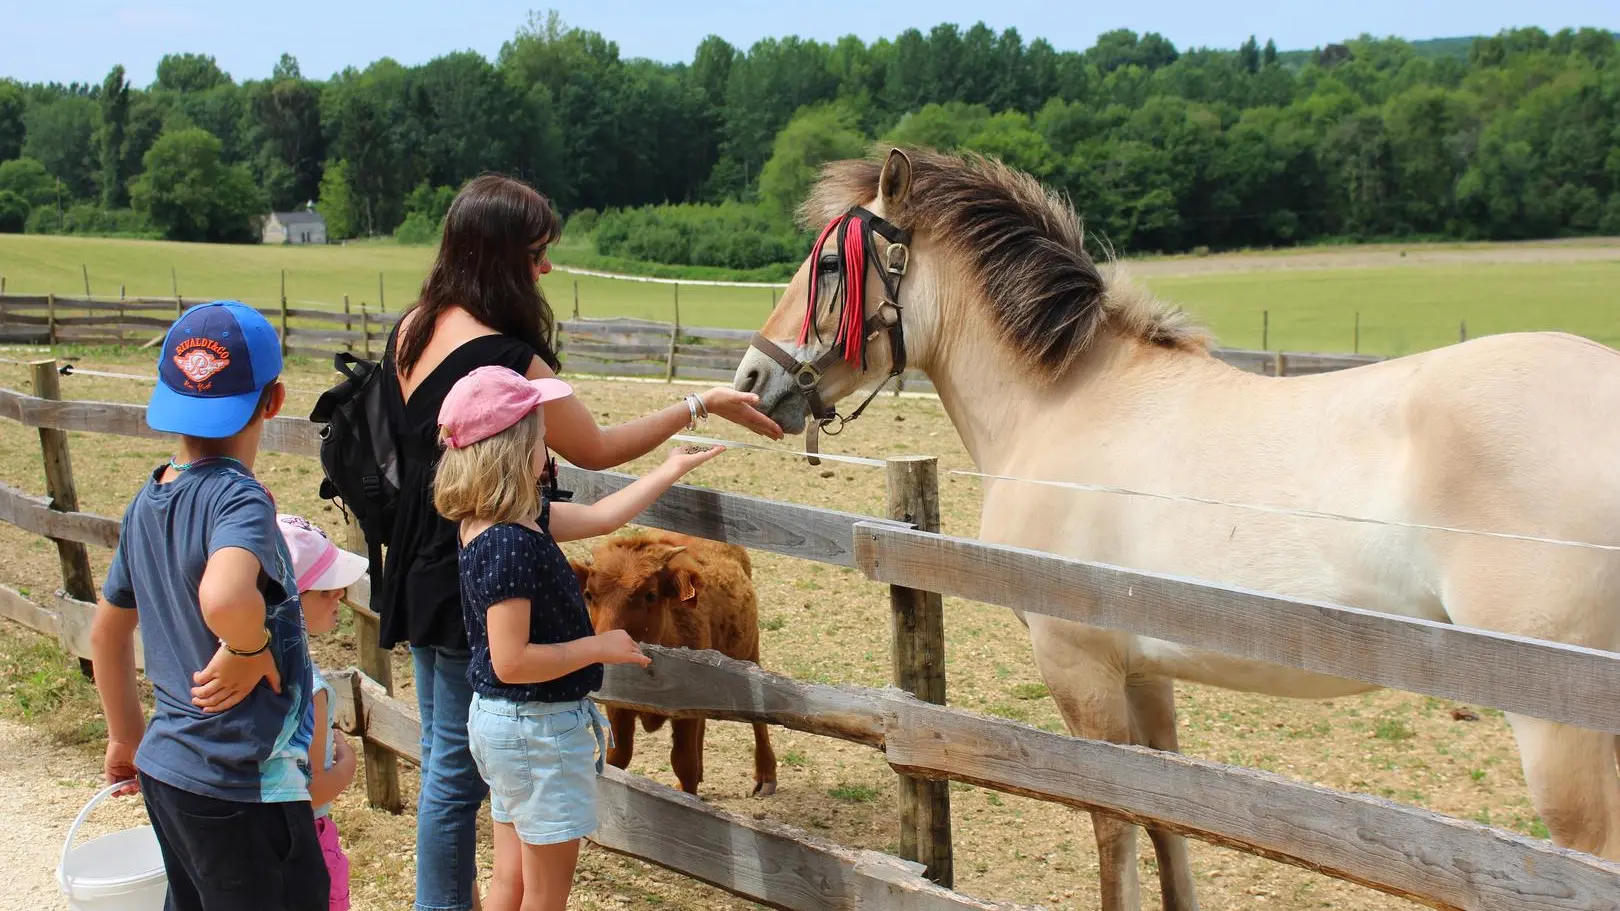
[5,0,1618,87]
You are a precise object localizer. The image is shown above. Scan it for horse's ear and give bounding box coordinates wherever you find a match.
[879,148,913,210]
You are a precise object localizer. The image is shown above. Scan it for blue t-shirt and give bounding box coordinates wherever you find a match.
[102,461,315,804]
[458,514,602,704]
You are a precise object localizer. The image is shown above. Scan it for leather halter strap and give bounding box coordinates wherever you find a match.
[747,205,911,463]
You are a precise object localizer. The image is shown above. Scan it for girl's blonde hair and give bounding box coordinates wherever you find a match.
[433,409,542,524]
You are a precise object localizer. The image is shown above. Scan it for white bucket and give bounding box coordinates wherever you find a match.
[56,781,166,911]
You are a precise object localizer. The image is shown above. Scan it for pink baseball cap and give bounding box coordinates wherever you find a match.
[438,365,573,449]
[277,514,369,593]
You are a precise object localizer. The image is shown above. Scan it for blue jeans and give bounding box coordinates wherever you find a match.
[412,646,488,911]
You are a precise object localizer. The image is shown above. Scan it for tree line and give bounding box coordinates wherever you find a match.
[0,13,1616,267]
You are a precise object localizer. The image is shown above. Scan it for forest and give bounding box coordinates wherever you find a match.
[1,12,1617,273]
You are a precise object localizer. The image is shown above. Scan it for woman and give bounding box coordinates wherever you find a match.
[376,173,780,911]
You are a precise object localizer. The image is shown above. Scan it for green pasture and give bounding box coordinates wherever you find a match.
[2,234,1617,356]
[1152,261,1620,354]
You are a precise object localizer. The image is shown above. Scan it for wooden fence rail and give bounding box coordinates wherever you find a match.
[4,400,1616,738]
[6,584,1617,911]
[0,293,1384,386]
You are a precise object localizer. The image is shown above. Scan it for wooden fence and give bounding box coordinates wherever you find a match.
[0,293,1383,385]
[1,376,1618,910]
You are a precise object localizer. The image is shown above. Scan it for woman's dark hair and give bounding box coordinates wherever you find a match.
[398,174,564,376]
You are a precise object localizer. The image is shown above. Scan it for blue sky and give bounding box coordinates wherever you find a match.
[6,0,1618,86]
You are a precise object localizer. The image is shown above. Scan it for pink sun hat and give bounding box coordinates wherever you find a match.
[438,365,574,449]
[277,514,370,593]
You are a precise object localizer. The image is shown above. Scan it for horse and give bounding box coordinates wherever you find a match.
[731,146,1620,911]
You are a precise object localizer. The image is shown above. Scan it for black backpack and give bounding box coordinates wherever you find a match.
[308,328,403,588]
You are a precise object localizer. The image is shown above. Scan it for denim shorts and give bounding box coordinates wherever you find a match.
[467,693,610,846]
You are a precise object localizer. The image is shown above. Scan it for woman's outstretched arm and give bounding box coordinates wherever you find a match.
[525,355,781,470]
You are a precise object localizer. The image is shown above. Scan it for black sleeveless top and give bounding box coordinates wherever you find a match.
[375,330,538,651]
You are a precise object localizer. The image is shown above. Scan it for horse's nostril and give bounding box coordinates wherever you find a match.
[738,368,761,394]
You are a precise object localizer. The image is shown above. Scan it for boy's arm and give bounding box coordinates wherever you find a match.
[197,546,270,650]
[190,548,282,714]
[90,598,143,795]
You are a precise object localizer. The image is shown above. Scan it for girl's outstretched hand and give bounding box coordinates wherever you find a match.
[665,443,726,475]
[701,389,783,440]
[593,629,652,668]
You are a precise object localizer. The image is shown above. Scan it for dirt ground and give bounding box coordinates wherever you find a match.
[0,344,1550,911]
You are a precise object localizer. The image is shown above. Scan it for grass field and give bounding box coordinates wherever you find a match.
[3,234,1618,356]
[0,353,1553,911]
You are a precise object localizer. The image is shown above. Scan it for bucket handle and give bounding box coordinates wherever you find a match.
[57,779,138,894]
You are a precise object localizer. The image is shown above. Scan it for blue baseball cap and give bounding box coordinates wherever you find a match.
[148,301,283,438]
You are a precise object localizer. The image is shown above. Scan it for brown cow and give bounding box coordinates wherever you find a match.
[571,529,777,797]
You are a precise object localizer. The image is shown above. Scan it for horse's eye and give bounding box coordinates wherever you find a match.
[817,254,840,274]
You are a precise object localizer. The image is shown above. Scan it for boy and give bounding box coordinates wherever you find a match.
[90,300,329,911]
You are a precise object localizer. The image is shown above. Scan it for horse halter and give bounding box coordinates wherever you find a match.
[748,205,911,459]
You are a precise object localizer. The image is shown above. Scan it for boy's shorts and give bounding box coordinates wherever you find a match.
[139,771,329,911]
[468,694,608,845]
[313,815,350,911]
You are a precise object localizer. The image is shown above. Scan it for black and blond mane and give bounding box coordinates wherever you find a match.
[803,147,1210,380]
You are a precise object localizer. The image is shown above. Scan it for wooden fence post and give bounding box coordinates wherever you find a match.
[573,280,580,319]
[360,305,371,360]
[31,359,96,679]
[665,284,680,383]
[1354,311,1360,355]
[47,293,57,345]
[378,273,385,313]
[171,267,181,318]
[1272,352,1287,377]
[884,455,953,887]
[1261,310,1269,350]
[347,520,402,813]
[1460,320,1468,343]
[343,295,352,351]
[279,271,290,356]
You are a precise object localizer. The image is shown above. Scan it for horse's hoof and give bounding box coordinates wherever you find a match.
[752,781,778,798]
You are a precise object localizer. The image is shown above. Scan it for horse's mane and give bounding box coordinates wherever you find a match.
[802,147,1211,381]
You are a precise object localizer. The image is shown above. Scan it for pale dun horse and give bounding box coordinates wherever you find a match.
[732,147,1620,911]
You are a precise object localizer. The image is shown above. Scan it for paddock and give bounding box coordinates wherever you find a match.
[0,352,1617,910]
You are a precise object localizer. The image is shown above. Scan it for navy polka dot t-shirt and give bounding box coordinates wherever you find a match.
[458,513,602,703]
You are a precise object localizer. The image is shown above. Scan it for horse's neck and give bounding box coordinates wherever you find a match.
[921,324,1217,473]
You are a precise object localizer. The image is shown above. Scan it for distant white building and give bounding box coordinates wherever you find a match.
[262,202,327,245]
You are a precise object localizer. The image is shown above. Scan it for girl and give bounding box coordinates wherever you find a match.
[277,514,369,911]
[377,173,777,911]
[431,365,725,911]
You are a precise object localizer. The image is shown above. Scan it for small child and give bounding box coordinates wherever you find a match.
[90,300,329,911]
[431,365,724,911]
[277,514,370,911]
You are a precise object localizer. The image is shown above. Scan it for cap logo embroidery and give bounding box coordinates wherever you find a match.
[172,337,231,390]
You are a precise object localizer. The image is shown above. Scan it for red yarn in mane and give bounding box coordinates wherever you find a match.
[799,214,868,368]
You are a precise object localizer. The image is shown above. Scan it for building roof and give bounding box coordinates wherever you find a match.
[268,210,326,226]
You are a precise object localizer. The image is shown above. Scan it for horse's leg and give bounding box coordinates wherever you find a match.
[1439,570,1620,859]
[1506,714,1620,858]
[1029,616,1142,911]
[1128,677,1200,911]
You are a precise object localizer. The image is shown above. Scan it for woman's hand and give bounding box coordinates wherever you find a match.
[665,443,726,476]
[700,388,783,440]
